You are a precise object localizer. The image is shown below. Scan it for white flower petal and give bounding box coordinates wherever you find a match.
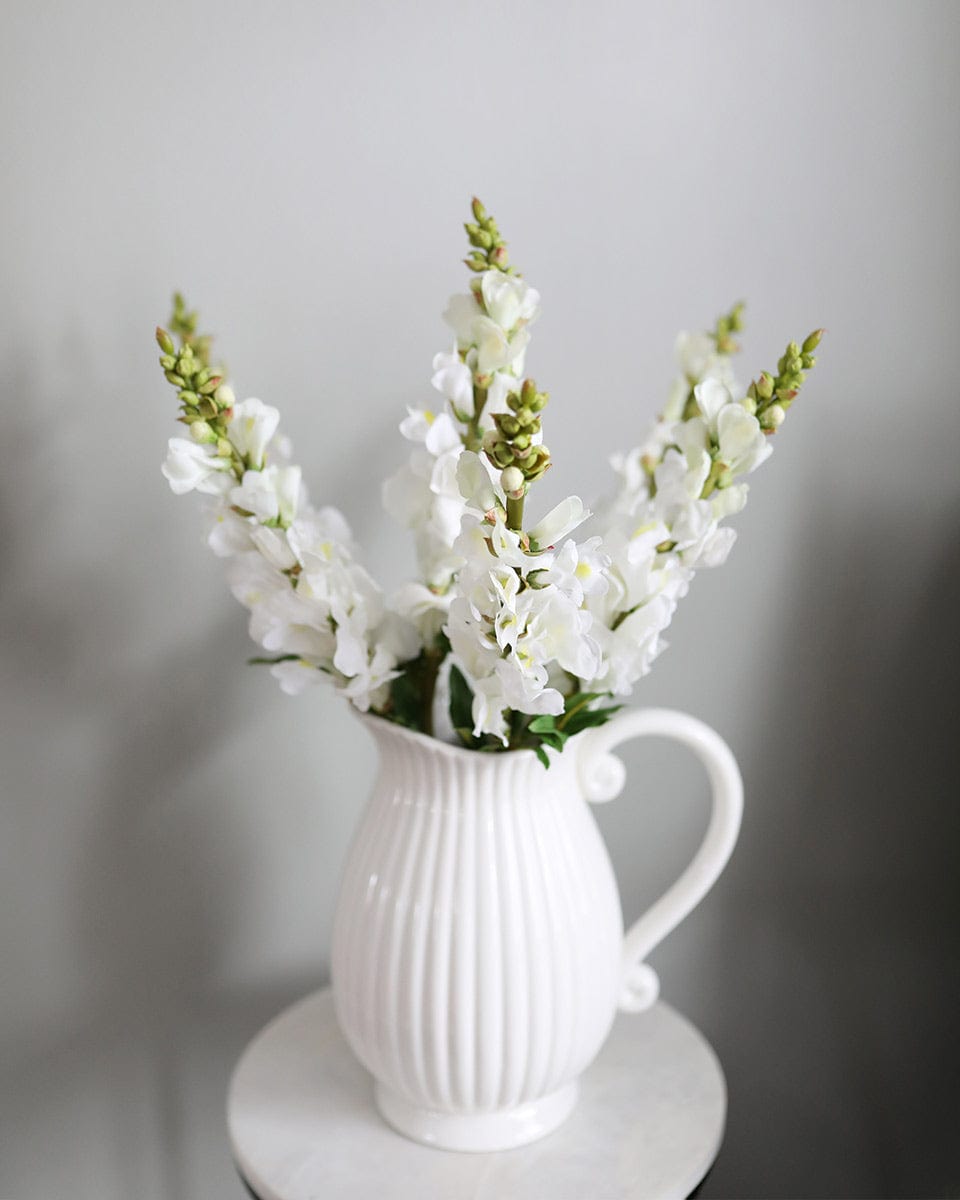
[529,496,588,548]
[228,398,281,469]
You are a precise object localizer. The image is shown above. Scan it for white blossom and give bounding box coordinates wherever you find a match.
[677,332,736,388]
[529,495,589,548]
[716,404,772,477]
[228,398,281,469]
[162,438,232,496]
[479,271,540,332]
[430,348,473,409]
[472,316,530,376]
[271,659,327,696]
[443,292,483,350]
[207,504,253,557]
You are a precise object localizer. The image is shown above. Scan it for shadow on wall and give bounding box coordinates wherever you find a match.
[703,496,960,1200]
[0,344,254,1195]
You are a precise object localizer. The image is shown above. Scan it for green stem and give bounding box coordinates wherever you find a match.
[699,458,725,500]
[557,692,592,729]
[464,383,488,452]
[611,603,637,632]
[506,494,525,531]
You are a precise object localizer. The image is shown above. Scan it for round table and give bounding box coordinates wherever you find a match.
[228,989,725,1200]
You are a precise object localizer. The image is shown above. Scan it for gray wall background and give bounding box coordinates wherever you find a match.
[2,1,958,1196]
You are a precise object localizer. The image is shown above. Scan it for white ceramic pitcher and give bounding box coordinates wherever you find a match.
[331,707,742,1152]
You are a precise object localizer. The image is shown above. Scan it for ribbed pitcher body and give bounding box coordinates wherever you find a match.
[330,715,623,1150]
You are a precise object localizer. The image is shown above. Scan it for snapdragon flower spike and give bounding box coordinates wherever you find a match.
[158,296,420,714]
[584,307,822,700]
[438,200,542,459]
[463,196,513,275]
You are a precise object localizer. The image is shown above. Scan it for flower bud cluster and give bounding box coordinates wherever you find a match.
[463,196,512,275]
[712,301,745,356]
[482,378,551,492]
[156,322,237,462]
[748,328,823,433]
[587,307,823,698]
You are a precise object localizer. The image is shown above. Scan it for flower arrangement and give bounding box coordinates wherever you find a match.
[158,200,821,766]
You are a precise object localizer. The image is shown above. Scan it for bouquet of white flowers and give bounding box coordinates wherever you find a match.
[158,201,821,765]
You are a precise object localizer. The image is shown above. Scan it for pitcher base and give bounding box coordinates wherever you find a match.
[374,1080,579,1152]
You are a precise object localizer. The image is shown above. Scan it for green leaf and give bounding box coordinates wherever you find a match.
[448,664,476,744]
[388,668,425,730]
[247,654,299,666]
[536,728,568,752]
[556,692,603,728]
[534,744,551,769]
[528,714,559,734]
[563,705,623,736]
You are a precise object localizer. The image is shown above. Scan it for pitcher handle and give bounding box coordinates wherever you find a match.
[577,708,743,1013]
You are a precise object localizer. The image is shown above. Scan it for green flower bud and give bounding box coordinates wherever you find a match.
[527,456,551,482]
[164,370,186,387]
[197,396,218,419]
[756,372,774,401]
[215,382,236,407]
[471,197,487,224]
[742,395,757,415]
[178,390,199,406]
[512,433,530,451]
[516,406,534,427]
[466,224,494,250]
[159,354,176,371]
[498,414,520,436]
[156,326,175,354]
[802,329,824,354]
[216,438,233,458]
[198,375,222,396]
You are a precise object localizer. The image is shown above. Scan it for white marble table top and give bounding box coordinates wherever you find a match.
[228,988,725,1200]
